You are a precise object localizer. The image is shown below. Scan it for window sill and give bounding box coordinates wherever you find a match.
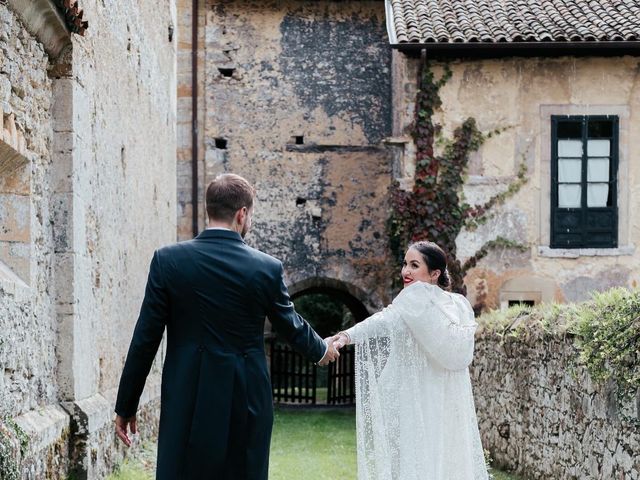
[538,245,635,258]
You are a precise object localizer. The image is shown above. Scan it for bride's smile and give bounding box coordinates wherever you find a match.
[401,246,441,287]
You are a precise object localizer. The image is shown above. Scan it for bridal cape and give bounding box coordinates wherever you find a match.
[345,281,488,480]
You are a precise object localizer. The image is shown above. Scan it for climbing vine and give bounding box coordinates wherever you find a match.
[388,61,528,295]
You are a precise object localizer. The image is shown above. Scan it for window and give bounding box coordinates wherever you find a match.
[508,300,535,308]
[551,115,618,248]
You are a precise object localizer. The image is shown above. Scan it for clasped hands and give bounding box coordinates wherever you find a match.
[317,332,350,366]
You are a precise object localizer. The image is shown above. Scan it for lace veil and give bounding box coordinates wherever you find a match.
[345,281,488,480]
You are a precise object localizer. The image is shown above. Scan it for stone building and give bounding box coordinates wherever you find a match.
[385,0,640,309]
[178,0,398,320]
[1,0,176,477]
[1,0,639,477]
[179,0,640,315]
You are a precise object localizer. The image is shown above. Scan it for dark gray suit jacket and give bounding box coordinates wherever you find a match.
[115,229,326,479]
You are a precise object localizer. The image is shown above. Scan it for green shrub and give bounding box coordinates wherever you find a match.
[569,287,640,416]
[478,287,640,422]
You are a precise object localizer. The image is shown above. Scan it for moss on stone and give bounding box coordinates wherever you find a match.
[0,419,21,480]
[478,287,640,423]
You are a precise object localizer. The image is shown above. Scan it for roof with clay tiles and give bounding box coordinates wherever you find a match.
[52,0,88,36]
[387,0,640,45]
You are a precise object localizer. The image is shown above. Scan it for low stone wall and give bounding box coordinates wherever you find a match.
[471,317,639,480]
[0,380,161,479]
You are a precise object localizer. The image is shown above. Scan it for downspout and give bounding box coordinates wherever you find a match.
[191,0,199,237]
[384,0,397,45]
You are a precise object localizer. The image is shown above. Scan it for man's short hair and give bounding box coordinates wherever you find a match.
[205,173,256,222]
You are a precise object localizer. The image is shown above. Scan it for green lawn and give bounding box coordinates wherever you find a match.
[108,408,521,480]
[269,408,357,479]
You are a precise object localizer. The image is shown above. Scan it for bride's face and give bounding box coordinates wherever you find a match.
[401,248,440,288]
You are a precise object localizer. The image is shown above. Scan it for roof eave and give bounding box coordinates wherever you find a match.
[392,41,640,58]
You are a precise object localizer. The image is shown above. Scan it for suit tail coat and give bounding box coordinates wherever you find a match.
[115,229,326,479]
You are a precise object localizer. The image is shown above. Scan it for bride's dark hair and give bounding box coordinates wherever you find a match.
[408,241,451,290]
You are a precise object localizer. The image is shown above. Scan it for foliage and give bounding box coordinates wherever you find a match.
[478,287,640,423]
[106,441,156,480]
[0,416,29,480]
[388,62,527,294]
[478,301,569,340]
[108,464,152,480]
[568,287,640,418]
[293,293,352,338]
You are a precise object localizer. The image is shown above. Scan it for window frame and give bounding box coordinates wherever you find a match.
[550,115,619,249]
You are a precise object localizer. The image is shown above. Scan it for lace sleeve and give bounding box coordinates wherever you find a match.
[394,282,477,371]
[344,307,398,344]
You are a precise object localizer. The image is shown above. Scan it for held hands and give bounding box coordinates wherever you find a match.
[115,414,137,447]
[332,332,350,350]
[317,332,350,366]
[317,337,340,366]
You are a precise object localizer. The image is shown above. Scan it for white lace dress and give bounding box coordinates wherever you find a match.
[344,281,488,480]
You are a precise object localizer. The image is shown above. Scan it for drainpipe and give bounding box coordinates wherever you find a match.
[420,48,427,77]
[191,0,199,237]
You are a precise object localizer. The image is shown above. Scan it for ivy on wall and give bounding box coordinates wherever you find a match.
[388,61,527,296]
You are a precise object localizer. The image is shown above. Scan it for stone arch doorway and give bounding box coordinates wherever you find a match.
[290,277,371,325]
[268,277,370,406]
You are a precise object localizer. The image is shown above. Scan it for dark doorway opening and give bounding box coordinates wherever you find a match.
[269,284,369,407]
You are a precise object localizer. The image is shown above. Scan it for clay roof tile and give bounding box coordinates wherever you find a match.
[388,0,640,45]
[52,0,88,35]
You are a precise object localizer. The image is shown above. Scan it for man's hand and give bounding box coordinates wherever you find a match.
[317,337,340,366]
[115,414,137,447]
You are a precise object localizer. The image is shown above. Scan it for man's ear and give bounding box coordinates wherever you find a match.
[235,206,247,225]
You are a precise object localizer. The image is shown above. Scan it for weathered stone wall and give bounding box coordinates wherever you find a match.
[183,0,397,310]
[394,54,640,309]
[1,0,177,477]
[54,0,177,477]
[471,325,639,479]
[0,1,57,420]
[70,0,177,398]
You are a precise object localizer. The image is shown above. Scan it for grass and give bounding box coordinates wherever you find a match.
[273,387,329,404]
[269,408,357,479]
[107,408,522,480]
[107,440,156,480]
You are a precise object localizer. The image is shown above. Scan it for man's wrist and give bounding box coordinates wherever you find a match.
[316,340,329,365]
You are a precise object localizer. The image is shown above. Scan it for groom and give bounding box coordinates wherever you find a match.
[114,173,338,479]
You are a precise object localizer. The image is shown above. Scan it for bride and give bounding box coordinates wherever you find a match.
[332,241,488,480]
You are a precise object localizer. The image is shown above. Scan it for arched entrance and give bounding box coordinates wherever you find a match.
[268,278,370,406]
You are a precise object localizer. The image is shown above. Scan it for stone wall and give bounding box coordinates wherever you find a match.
[178,0,397,311]
[0,0,57,422]
[0,0,177,477]
[394,54,640,310]
[52,0,177,477]
[471,322,639,479]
